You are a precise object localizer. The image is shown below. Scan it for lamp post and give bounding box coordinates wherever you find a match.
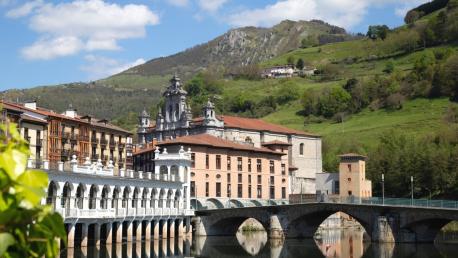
[381,174,385,205]
[410,176,414,206]
[300,181,303,204]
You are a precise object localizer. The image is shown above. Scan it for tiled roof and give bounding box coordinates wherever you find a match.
[20,114,47,124]
[339,153,367,160]
[134,146,155,155]
[1,101,131,135]
[190,115,318,137]
[262,140,291,146]
[157,134,285,155]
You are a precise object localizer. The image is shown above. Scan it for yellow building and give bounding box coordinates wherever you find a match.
[338,153,372,198]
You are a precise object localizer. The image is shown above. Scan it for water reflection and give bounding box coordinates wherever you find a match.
[61,229,458,258]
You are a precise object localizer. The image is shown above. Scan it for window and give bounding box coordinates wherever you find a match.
[348,191,352,196]
[24,128,29,141]
[205,182,209,197]
[248,185,252,198]
[270,160,275,174]
[270,176,275,185]
[248,159,252,172]
[257,175,262,184]
[227,156,231,170]
[206,154,209,169]
[237,157,243,171]
[238,174,242,183]
[257,159,262,172]
[227,184,231,197]
[238,184,243,198]
[227,173,231,182]
[281,164,286,175]
[348,178,351,182]
[191,153,195,168]
[257,185,262,198]
[216,183,221,197]
[191,181,195,197]
[282,187,286,199]
[248,175,251,184]
[348,164,352,172]
[334,181,340,194]
[216,155,221,169]
[270,186,275,199]
[245,137,252,143]
[299,143,304,155]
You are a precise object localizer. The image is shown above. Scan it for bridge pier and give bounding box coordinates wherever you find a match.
[67,224,75,248]
[115,222,123,243]
[372,216,395,243]
[145,220,152,240]
[161,219,168,239]
[169,219,175,238]
[81,223,88,247]
[269,214,286,239]
[153,220,160,240]
[94,223,101,246]
[105,223,113,244]
[126,221,133,242]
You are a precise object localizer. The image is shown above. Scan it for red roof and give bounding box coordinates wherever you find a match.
[217,115,318,137]
[157,134,285,155]
[262,140,292,146]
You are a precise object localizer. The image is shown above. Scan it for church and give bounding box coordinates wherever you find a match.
[136,75,322,195]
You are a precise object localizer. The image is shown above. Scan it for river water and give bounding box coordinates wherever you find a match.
[60,228,458,258]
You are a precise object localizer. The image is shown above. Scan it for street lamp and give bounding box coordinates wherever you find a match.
[410,176,414,206]
[381,174,385,205]
[300,181,304,204]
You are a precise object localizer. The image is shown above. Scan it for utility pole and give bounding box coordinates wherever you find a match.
[382,174,385,205]
[411,176,414,206]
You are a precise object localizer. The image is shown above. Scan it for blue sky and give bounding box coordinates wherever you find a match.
[0,0,426,90]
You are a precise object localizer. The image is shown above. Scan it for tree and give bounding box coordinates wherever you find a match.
[367,25,390,40]
[0,123,66,257]
[442,55,458,101]
[383,60,395,74]
[404,10,421,24]
[286,56,295,65]
[317,87,351,118]
[296,58,305,70]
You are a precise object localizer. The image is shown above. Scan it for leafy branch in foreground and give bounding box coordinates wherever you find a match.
[0,123,66,258]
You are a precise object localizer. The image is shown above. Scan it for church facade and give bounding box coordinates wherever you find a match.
[137,75,322,194]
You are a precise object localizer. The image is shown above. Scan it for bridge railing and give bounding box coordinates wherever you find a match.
[319,196,458,209]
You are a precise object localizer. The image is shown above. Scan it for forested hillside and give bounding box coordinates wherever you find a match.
[180,0,458,198]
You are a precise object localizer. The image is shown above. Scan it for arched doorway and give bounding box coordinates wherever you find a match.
[61,182,72,209]
[151,188,158,208]
[76,184,85,209]
[132,187,140,208]
[166,190,173,208]
[159,189,166,208]
[160,166,168,180]
[100,185,109,209]
[46,181,58,209]
[122,187,130,208]
[170,165,179,181]
[141,188,149,208]
[112,186,120,209]
[89,184,98,209]
[174,190,182,209]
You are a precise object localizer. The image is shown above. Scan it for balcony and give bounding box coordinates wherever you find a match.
[91,136,98,144]
[118,143,125,149]
[70,134,78,143]
[79,135,89,142]
[62,149,79,158]
[62,132,70,140]
[36,138,43,147]
[109,139,116,149]
[100,138,108,147]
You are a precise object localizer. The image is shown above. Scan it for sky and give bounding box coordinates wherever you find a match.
[0,0,427,90]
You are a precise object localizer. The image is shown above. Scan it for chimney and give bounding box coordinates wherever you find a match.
[64,103,77,118]
[24,101,37,110]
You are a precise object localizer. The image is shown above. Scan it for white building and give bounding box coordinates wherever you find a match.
[41,147,193,248]
[137,75,322,195]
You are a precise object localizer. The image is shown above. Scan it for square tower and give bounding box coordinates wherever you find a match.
[338,153,372,198]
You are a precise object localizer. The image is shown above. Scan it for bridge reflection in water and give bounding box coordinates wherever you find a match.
[60,229,458,258]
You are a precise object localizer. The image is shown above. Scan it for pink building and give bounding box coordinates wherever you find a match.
[136,134,290,208]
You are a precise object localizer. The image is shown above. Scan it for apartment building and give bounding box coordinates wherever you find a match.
[1,101,133,170]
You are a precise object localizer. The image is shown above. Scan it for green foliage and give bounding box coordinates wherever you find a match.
[367,129,458,198]
[275,82,300,105]
[0,123,65,258]
[405,0,449,23]
[286,56,295,65]
[301,35,319,48]
[383,60,395,74]
[366,25,390,40]
[296,58,305,70]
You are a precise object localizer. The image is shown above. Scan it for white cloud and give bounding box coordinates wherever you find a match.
[198,0,228,12]
[6,0,43,18]
[21,36,84,60]
[227,0,368,29]
[167,0,189,7]
[81,55,146,80]
[11,0,159,60]
[226,0,429,29]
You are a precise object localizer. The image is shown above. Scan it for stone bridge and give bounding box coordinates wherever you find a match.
[194,203,458,243]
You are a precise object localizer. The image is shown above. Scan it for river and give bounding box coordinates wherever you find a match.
[60,228,458,258]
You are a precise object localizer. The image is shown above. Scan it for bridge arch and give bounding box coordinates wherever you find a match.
[229,199,244,208]
[287,208,372,239]
[203,215,269,236]
[205,198,224,209]
[250,200,262,207]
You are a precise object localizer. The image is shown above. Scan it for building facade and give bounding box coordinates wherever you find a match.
[1,101,133,171]
[136,75,322,195]
[338,153,372,198]
[40,148,193,248]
